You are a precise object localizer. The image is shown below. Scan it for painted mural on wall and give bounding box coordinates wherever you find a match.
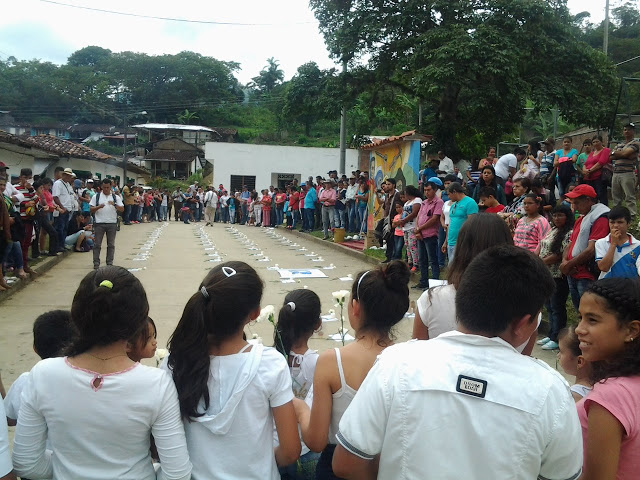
[365,140,421,228]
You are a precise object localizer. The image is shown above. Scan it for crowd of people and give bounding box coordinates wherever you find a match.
[1,246,639,479]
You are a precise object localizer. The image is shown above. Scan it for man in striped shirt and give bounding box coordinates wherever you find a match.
[611,123,639,218]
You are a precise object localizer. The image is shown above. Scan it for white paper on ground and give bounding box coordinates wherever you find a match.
[339,276,353,281]
[321,315,338,322]
[277,268,328,279]
[328,333,355,342]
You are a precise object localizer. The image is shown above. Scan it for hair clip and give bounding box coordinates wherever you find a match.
[287,301,296,311]
[200,286,210,299]
[222,266,237,278]
[99,280,113,289]
[357,270,370,299]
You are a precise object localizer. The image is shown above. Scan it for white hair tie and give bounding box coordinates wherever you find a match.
[357,270,370,299]
[287,301,296,312]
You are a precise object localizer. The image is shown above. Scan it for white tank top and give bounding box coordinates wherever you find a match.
[328,348,357,444]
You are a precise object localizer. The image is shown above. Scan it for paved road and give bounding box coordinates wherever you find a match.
[0,221,566,394]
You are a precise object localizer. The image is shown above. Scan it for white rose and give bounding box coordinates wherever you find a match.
[257,304,275,322]
[332,290,350,302]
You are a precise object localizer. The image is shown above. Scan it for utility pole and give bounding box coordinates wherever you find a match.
[339,60,347,176]
[122,113,128,188]
[604,0,610,55]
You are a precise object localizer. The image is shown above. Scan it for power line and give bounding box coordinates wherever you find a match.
[39,0,316,26]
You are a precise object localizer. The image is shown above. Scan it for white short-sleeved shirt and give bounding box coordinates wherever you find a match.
[495,153,518,180]
[90,191,124,224]
[4,182,24,203]
[4,371,29,420]
[0,397,12,477]
[595,234,640,279]
[402,197,422,232]
[442,200,452,226]
[164,345,293,480]
[416,285,457,339]
[337,332,583,480]
[52,179,75,210]
[12,357,192,480]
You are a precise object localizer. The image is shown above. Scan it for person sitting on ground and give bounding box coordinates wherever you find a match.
[294,261,410,480]
[12,266,192,480]
[478,187,505,213]
[595,206,640,279]
[332,245,582,480]
[65,212,93,252]
[4,310,74,426]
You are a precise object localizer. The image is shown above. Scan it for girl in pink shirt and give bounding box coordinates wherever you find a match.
[575,278,640,480]
[513,194,550,253]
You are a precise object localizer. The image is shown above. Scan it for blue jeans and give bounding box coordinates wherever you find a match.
[357,205,367,233]
[568,276,592,312]
[54,212,70,249]
[334,208,345,228]
[229,208,236,223]
[347,201,357,232]
[418,236,440,285]
[292,210,300,229]
[392,234,404,260]
[303,208,314,231]
[2,241,23,270]
[159,205,167,221]
[124,204,132,224]
[438,225,446,266]
[447,244,456,264]
[221,206,229,223]
[275,207,284,226]
[546,276,569,342]
[241,203,248,224]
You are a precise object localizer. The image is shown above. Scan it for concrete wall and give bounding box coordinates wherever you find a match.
[205,143,359,190]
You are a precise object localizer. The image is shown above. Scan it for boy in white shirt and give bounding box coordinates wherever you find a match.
[333,245,583,480]
[595,206,640,278]
[89,179,124,269]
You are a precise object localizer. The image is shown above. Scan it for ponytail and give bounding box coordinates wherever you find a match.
[274,289,321,357]
[168,261,264,419]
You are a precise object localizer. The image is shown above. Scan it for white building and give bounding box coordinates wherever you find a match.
[205,143,359,192]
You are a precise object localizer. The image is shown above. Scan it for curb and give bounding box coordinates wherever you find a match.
[280,228,382,267]
[0,251,69,304]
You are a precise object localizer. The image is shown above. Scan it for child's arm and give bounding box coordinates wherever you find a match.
[272,401,301,467]
[581,403,623,480]
[295,350,335,453]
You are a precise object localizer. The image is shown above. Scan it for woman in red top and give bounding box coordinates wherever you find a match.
[582,135,611,206]
[261,189,272,227]
[289,188,300,230]
[274,188,286,227]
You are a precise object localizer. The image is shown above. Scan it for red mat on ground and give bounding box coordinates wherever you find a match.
[339,240,365,252]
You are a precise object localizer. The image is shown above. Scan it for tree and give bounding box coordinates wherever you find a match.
[177,109,199,125]
[310,0,618,157]
[282,62,337,135]
[67,46,112,68]
[250,58,284,93]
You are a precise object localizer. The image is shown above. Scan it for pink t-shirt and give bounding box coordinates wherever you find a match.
[584,147,611,181]
[577,376,640,479]
[416,196,443,238]
[513,216,550,252]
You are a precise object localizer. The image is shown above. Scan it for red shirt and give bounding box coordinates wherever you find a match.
[290,192,300,210]
[262,195,272,209]
[485,204,505,213]
[567,216,609,280]
[275,193,286,206]
[299,190,306,210]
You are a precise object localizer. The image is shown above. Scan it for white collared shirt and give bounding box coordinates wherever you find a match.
[52,179,75,210]
[345,184,358,201]
[595,233,640,278]
[337,331,582,480]
[90,192,123,224]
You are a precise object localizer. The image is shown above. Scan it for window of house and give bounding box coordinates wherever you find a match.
[230,175,256,193]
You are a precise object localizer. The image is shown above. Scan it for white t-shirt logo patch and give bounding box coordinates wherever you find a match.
[456,375,487,398]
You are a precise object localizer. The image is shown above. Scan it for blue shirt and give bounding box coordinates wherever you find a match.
[304,188,317,209]
[447,196,479,246]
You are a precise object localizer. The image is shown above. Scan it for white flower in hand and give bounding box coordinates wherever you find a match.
[332,290,350,304]
[257,305,275,323]
[154,348,168,367]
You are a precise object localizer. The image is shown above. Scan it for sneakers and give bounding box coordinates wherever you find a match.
[410,266,417,273]
[541,341,559,350]
[536,337,551,345]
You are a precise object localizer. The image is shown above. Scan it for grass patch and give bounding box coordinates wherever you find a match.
[364,248,386,261]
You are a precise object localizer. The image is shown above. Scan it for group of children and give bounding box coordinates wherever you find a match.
[2,258,639,480]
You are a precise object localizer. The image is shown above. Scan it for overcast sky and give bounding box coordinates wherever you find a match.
[0,0,630,85]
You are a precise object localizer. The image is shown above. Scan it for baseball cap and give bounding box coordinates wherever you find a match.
[300,182,306,186]
[86,178,94,183]
[564,184,597,199]
[0,162,8,169]
[63,167,73,175]
[426,177,443,187]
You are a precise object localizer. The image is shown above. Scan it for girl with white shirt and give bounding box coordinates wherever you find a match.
[165,261,300,480]
[12,266,192,480]
[294,260,410,480]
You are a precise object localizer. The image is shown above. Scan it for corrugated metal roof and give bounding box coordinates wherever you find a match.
[132,123,215,133]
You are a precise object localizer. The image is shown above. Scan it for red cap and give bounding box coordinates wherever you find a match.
[564,184,597,199]
[0,162,8,169]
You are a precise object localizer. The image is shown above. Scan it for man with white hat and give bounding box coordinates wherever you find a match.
[52,168,76,252]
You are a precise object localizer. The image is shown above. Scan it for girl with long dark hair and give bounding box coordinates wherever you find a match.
[165,261,300,480]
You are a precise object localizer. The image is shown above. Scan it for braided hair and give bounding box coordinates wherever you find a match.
[586,278,640,383]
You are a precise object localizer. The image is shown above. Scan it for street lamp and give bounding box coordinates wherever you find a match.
[123,110,147,187]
